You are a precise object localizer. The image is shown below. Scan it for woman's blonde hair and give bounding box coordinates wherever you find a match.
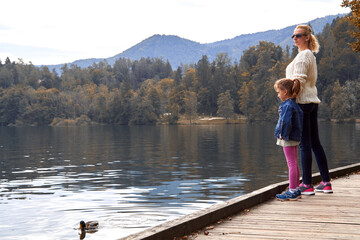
[296,25,320,53]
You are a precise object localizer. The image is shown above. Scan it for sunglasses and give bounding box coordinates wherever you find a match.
[291,33,306,39]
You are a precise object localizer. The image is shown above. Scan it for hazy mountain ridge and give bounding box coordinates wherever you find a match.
[107,34,207,66]
[46,14,345,73]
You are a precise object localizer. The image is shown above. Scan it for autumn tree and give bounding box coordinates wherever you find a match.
[342,0,360,52]
[182,68,197,91]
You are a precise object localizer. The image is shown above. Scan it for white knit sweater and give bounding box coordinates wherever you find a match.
[286,49,321,104]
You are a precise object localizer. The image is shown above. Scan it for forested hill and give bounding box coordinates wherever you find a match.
[46,14,344,73]
[0,14,359,126]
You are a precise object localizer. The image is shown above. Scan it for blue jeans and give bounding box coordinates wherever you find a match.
[298,103,330,185]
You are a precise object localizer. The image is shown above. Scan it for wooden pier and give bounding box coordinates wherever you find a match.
[121,163,360,240]
[193,169,360,240]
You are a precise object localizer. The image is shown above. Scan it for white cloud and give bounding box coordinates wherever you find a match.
[0,0,349,65]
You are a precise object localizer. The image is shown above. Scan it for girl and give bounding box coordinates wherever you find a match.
[274,78,303,201]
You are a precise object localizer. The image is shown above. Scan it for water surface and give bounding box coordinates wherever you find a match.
[1,123,359,239]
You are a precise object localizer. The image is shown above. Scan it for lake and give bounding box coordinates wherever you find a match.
[1,123,359,239]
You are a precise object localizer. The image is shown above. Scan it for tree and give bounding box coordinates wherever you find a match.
[113,58,131,84]
[182,68,197,91]
[317,16,360,93]
[217,90,234,123]
[330,81,351,120]
[238,80,257,119]
[196,55,211,89]
[183,91,197,124]
[0,87,26,125]
[156,78,176,115]
[20,62,42,89]
[0,67,13,88]
[129,93,157,125]
[250,41,283,87]
[257,79,279,121]
[39,66,57,89]
[21,87,64,125]
[173,66,182,84]
[344,79,360,118]
[145,82,161,116]
[118,80,134,124]
[164,103,180,124]
[212,53,232,92]
[240,46,258,73]
[89,85,109,123]
[205,53,232,115]
[342,0,360,52]
[197,87,212,115]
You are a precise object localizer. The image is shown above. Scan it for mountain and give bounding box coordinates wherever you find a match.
[46,14,345,74]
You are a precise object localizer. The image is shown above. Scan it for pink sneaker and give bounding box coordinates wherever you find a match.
[299,183,315,195]
[315,182,333,193]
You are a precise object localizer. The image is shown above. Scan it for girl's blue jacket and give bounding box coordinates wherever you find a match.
[274,98,303,141]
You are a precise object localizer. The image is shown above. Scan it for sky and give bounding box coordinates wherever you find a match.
[0,0,350,66]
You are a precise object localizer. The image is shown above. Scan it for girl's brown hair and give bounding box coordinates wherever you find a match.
[295,25,320,53]
[274,78,301,98]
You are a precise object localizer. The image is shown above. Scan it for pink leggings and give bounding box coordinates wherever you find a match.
[283,146,300,189]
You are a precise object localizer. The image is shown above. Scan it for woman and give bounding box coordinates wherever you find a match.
[286,25,333,195]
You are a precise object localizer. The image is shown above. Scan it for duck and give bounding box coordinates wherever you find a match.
[78,220,98,239]
[79,220,99,231]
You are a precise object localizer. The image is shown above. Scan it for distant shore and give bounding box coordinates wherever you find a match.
[8,116,360,127]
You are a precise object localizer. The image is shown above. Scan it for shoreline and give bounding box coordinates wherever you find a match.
[6,116,360,127]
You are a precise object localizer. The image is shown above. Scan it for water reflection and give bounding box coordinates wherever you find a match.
[0,123,359,239]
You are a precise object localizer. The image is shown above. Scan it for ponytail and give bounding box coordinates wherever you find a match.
[309,34,320,53]
[291,79,301,97]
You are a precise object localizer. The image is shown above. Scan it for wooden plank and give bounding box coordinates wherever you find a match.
[193,170,360,240]
[120,163,360,240]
